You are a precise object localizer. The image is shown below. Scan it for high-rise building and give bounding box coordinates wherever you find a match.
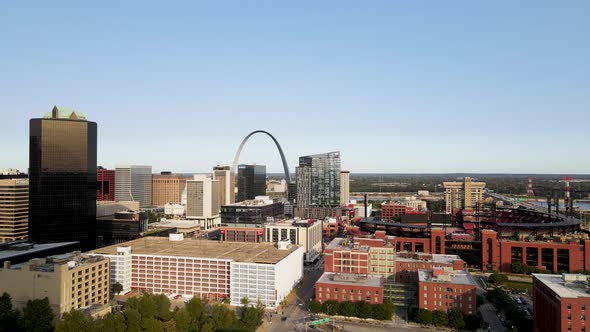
[340,170,350,205]
[443,177,486,212]
[296,152,341,208]
[96,167,115,201]
[213,165,235,206]
[29,107,97,250]
[186,175,220,230]
[533,273,590,332]
[0,178,28,243]
[237,164,266,202]
[152,172,190,207]
[115,165,152,208]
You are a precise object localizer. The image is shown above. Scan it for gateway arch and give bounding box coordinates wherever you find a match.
[231,130,290,184]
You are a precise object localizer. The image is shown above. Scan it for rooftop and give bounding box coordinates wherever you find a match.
[533,273,590,299]
[317,272,383,287]
[223,196,276,207]
[325,238,370,252]
[91,237,299,264]
[0,241,80,261]
[42,106,87,120]
[396,253,462,265]
[418,269,476,286]
[9,252,106,272]
[150,219,200,229]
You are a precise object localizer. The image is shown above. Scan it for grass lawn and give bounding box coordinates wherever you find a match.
[503,281,533,294]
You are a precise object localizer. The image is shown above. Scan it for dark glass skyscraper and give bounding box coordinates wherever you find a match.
[237,164,266,202]
[296,152,341,208]
[29,107,97,250]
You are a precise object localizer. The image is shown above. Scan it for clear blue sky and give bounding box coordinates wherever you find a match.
[1,1,588,174]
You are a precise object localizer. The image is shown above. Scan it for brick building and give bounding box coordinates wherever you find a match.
[381,203,412,220]
[97,168,115,201]
[315,272,384,304]
[152,173,190,207]
[395,252,464,284]
[418,268,477,315]
[533,273,590,332]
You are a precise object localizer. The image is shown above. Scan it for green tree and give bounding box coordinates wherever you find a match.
[185,297,208,329]
[141,317,162,332]
[0,292,23,332]
[201,320,216,332]
[372,302,394,320]
[321,300,339,316]
[476,295,484,307]
[154,293,172,321]
[240,297,249,306]
[337,301,355,317]
[22,297,55,332]
[124,308,142,332]
[489,272,508,284]
[432,310,449,327]
[354,301,372,319]
[448,309,465,329]
[414,309,432,325]
[172,308,192,332]
[56,309,95,332]
[308,300,322,313]
[161,319,177,332]
[465,314,483,331]
[240,301,264,331]
[211,304,237,330]
[511,261,524,274]
[95,312,126,332]
[111,282,123,295]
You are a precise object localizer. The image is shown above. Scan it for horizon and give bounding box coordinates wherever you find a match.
[1,1,589,174]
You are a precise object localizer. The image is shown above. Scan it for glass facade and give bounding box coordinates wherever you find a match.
[296,151,341,208]
[29,117,97,250]
[237,164,266,202]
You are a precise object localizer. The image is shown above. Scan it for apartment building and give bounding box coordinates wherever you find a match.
[418,268,477,315]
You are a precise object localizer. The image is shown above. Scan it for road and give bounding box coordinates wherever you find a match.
[473,274,506,332]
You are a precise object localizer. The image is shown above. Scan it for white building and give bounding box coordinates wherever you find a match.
[395,196,427,211]
[186,175,221,230]
[348,200,373,218]
[164,203,186,216]
[340,170,350,206]
[213,165,235,206]
[115,165,153,208]
[265,219,323,262]
[266,179,287,193]
[91,235,303,309]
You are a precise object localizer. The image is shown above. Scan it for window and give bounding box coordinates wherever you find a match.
[568,303,572,309]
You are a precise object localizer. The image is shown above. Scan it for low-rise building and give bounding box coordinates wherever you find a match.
[164,203,186,216]
[315,272,384,304]
[395,253,465,284]
[418,268,477,315]
[0,252,109,324]
[96,210,148,248]
[381,203,413,220]
[533,273,590,332]
[265,218,322,262]
[91,234,304,309]
[221,196,284,225]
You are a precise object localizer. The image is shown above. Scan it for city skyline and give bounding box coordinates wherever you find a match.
[1,2,589,174]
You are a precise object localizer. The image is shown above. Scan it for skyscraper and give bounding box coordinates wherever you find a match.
[0,178,28,243]
[152,172,190,207]
[213,165,235,206]
[115,165,152,208]
[340,170,350,205]
[296,152,341,208]
[29,107,97,250]
[237,165,266,202]
[97,167,115,201]
[186,175,220,230]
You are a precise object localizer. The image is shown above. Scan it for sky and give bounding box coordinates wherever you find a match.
[1,1,589,174]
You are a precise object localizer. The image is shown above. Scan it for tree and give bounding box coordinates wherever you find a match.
[489,272,508,284]
[240,297,249,306]
[56,309,95,332]
[372,302,394,320]
[308,300,322,313]
[337,301,355,317]
[95,312,126,332]
[414,309,432,325]
[465,314,483,331]
[124,308,142,332]
[448,309,465,329]
[185,296,208,329]
[432,310,449,327]
[476,295,484,307]
[154,293,172,321]
[211,304,237,330]
[112,282,123,295]
[201,320,216,332]
[22,297,55,332]
[321,300,339,316]
[354,301,372,319]
[0,292,22,332]
[511,261,524,274]
[240,301,264,331]
[172,308,192,332]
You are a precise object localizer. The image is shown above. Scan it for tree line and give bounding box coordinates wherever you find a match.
[408,307,483,330]
[308,299,394,320]
[0,291,265,332]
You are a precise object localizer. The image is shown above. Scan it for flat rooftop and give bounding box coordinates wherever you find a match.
[0,241,80,260]
[317,272,383,287]
[325,238,370,252]
[418,269,476,286]
[150,220,200,229]
[533,273,590,299]
[91,237,298,264]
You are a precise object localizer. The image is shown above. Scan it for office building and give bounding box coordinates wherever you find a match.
[213,165,235,206]
[237,165,266,202]
[264,219,322,262]
[186,175,220,230]
[0,178,28,243]
[152,172,190,207]
[96,209,147,248]
[0,169,27,179]
[221,196,284,225]
[533,273,590,332]
[418,269,477,315]
[296,152,340,219]
[29,107,97,250]
[91,234,304,308]
[340,170,350,205]
[0,241,81,266]
[315,273,384,304]
[443,177,485,212]
[115,165,152,208]
[96,167,115,201]
[381,203,413,220]
[0,252,109,324]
